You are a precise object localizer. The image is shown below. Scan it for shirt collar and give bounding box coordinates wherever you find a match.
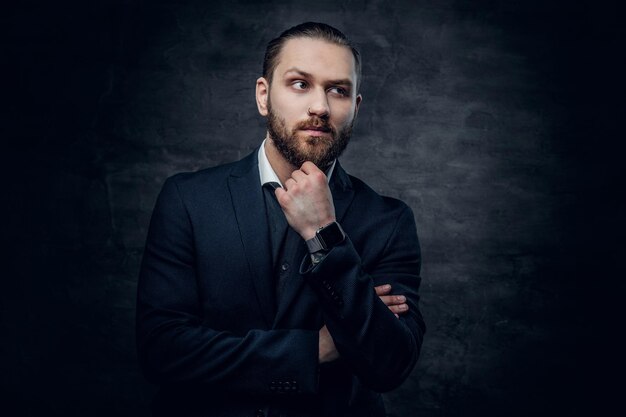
[258,138,336,187]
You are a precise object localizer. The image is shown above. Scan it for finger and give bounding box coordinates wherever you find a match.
[291,170,307,182]
[374,284,392,296]
[379,294,406,306]
[387,304,409,314]
[300,161,321,174]
[379,295,398,306]
[395,313,399,319]
[284,177,297,191]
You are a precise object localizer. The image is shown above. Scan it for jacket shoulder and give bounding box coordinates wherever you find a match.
[166,160,238,189]
[347,174,413,218]
[164,151,256,194]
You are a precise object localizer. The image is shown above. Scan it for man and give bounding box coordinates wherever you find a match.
[137,22,425,417]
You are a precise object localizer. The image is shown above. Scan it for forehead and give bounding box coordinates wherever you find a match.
[274,37,357,82]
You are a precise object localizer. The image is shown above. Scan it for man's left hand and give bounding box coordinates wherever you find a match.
[275,161,336,240]
[375,284,409,318]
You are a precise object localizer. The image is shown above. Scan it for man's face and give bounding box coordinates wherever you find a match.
[258,37,361,169]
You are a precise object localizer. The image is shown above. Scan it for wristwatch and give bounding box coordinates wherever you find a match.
[305,221,346,253]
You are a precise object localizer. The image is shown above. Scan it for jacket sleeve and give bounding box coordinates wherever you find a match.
[136,176,319,396]
[300,205,425,392]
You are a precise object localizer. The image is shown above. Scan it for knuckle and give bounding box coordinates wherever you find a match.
[278,193,290,204]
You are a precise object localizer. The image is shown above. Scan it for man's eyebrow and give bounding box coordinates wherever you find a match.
[282,67,353,88]
[327,79,353,88]
[283,67,312,78]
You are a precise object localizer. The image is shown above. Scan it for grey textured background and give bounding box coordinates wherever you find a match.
[3,0,624,416]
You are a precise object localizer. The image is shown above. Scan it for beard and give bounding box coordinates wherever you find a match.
[266,100,354,170]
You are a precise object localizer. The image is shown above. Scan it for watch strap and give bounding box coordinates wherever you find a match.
[306,235,324,253]
[305,221,345,253]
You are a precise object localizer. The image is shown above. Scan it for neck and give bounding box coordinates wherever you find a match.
[264,135,298,185]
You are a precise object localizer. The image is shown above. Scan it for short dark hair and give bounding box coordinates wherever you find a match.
[262,22,362,91]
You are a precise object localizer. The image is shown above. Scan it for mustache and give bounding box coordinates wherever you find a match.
[294,117,334,133]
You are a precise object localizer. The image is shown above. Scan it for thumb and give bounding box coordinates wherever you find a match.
[274,187,286,200]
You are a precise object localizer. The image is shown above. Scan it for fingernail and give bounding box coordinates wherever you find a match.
[396,295,406,302]
[399,304,408,311]
[384,284,391,290]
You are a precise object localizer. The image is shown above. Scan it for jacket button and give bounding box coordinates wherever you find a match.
[256,409,265,417]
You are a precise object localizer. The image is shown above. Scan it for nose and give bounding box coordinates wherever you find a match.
[307,88,330,118]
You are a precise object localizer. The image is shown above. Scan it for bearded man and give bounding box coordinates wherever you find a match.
[137,22,425,417]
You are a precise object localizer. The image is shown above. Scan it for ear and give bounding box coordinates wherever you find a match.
[256,77,270,116]
[354,93,362,118]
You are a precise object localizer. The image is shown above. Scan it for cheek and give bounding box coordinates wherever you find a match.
[271,87,302,108]
[330,105,355,127]
[281,110,303,131]
[271,96,303,124]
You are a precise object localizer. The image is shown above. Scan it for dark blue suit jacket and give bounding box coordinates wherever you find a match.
[136,149,425,417]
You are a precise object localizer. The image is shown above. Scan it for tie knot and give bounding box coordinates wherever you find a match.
[264,181,282,191]
[262,182,282,204]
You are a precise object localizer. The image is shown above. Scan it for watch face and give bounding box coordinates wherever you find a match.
[319,223,345,249]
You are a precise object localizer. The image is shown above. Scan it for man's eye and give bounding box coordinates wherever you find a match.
[293,81,308,90]
[329,87,349,96]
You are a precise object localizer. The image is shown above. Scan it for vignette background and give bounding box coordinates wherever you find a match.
[3,0,623,415]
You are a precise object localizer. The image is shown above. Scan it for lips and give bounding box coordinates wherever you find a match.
[301,127,332,138]
[301,126,330,132]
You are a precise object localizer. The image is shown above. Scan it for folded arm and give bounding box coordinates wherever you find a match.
[302,206,424,392]
[277,162,425,393]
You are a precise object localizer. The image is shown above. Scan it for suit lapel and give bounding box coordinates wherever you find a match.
[329,160,356,225]
[228,150,275,327]
[272,161,355,327]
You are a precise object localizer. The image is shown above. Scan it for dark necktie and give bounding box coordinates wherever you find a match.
[262,182,286,270]
[262,182,307,303]
[262,182,295,302]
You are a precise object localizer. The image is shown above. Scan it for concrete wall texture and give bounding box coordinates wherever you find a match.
[3,0,624,416]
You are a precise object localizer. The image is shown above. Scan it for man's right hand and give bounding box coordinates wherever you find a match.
[318,325,339,363]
